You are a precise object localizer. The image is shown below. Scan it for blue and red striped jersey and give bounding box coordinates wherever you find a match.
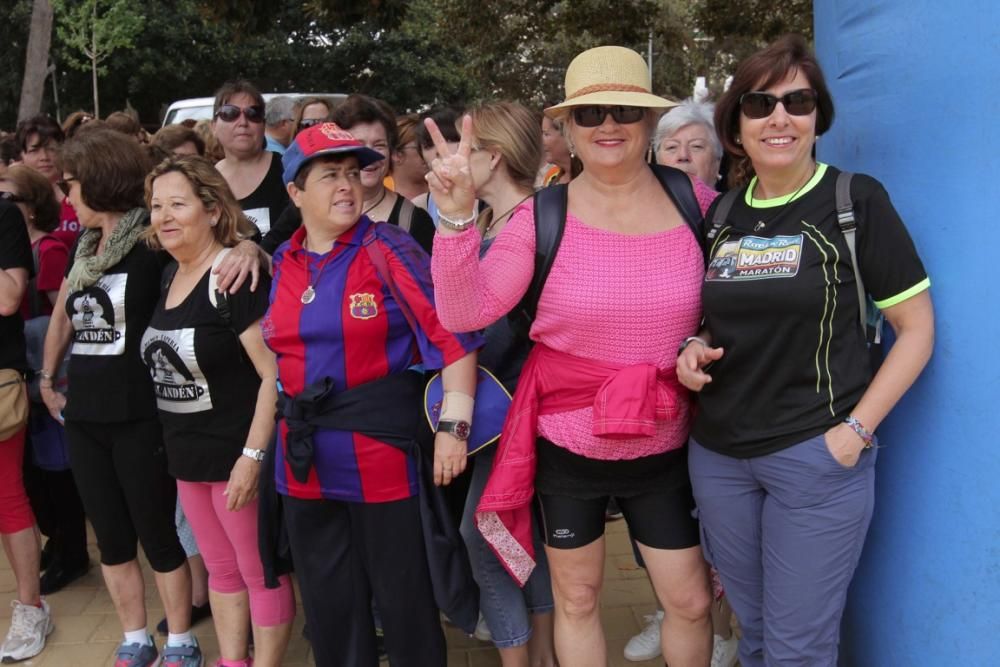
[262,217,482,502]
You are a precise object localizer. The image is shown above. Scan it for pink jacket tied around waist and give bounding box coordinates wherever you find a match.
[476,343,688,586]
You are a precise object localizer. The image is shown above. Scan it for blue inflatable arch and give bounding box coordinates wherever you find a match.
[814,1,1000,664]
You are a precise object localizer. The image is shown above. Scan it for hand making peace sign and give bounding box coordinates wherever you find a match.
[423,114,477,226]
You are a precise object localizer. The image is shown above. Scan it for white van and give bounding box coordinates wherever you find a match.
[162,93,348,126]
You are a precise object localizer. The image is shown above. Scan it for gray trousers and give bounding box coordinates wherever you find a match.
[689,434,876,667]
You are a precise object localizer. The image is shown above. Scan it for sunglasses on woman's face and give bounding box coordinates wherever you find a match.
[0,191,25,203]
[571,105,646,128]
[739,88,818,119]
[297,118,325,131]
[214,104,265,124]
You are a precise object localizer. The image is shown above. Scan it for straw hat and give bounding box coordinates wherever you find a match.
[546,46,677,118]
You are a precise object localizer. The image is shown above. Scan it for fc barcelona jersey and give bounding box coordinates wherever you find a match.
[263,217,482,502]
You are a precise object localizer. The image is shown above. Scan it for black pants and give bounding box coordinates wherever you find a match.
[22,460,88,566]
[283,494,446,667]
[64,418,185,572]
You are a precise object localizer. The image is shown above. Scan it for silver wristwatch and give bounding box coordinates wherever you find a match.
[241,447,265,462]
[436,419,471,441]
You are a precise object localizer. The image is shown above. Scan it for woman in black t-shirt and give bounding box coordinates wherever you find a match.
[141,156,294,667]
[677,36,935,667]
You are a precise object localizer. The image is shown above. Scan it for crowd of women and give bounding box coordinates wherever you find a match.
[0,33,933,667]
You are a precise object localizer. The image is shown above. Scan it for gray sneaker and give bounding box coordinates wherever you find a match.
[161,637,203,667]
[0,599,53,663]
[113,638,158,667]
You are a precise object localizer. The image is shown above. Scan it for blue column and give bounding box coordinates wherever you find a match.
[814,1,1000,664]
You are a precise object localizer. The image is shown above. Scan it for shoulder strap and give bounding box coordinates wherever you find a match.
[650,164,703,242]
[835,172,866,332]
[362,226,421,336]
[397,197,415,232]
[507,184,567,337]
[706,188,740,249]
[28,240,43,319]
[208,247,233,325]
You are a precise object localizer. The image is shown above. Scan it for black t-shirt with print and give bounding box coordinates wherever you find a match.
[141,264,271,482]
[63,239,170,422]
[693,164,929,458]
[0,202,33,371]
[240,152,289,239]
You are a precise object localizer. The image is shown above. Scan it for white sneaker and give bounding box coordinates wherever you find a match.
[473,614,492,642]
[624,610,663,661]
[0,599,53,662]
[711,633,739,667]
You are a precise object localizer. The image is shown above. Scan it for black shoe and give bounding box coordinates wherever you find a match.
[39,558,90,595]
[156,602,212,635]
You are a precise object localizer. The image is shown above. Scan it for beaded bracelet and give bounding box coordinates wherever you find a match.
[844,415,874,448]
[437,210,477,231]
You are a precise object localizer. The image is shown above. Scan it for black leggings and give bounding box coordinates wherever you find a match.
[64,418,185,572]
[538,484,700,550]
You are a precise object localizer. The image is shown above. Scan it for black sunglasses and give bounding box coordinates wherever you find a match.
[739,88,818,119]
[297,118,325,131]
[571,105,646,128]
[0,191,25,203]
[214,104,266,124]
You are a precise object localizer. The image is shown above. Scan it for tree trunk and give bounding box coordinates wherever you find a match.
[17,0,54,122]
[91,19,99,118]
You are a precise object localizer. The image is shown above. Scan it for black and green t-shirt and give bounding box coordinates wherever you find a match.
[141,263,271,482]
[692,163,929,458]
[63,239,170,423]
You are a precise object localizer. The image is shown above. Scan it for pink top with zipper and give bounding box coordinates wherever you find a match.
[431,179,716,460]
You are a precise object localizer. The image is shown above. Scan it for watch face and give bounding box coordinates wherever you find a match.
[454,421,471,440]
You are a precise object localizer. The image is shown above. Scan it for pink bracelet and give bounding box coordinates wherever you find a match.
[844,415,874,448]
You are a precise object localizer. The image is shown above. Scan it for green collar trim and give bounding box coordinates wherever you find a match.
[745,162,828,208]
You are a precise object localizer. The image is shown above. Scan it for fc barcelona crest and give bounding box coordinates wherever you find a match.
[349,293,378,320]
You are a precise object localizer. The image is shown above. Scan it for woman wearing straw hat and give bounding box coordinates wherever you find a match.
[427,46,716,666]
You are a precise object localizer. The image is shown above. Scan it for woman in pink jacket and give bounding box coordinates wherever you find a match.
[427,46,716,667]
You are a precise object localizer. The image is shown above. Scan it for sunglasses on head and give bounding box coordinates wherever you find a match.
[0,191,25,203]
[571,105,646,128]
[739,88,818,119]
[214,104,265,124]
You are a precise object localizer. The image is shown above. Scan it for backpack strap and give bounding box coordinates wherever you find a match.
[705,188,740,253]
[507,184,567,338]
[650,165,703,242]
[362,226,421,337]
[208,247,233,326]
[28,239,44,319]
[835,172,867,333]
[396,197,415,233]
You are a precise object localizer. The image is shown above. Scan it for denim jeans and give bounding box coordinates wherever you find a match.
[460,444,554,648]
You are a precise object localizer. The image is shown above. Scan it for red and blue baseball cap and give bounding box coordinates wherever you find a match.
[281,122,384,184]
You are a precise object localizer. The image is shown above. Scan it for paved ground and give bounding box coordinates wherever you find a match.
[0,519,667,666]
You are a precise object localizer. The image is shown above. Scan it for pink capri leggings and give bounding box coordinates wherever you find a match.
[177,480,295,627]
[0,427,36,534]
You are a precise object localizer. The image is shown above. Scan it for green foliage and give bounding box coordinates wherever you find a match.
[54,0,143,74]
[1,0,813,130]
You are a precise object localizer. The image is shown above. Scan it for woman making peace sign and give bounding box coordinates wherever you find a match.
[428,46,718,667]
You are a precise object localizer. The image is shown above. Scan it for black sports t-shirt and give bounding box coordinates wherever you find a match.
[240,152,289,238]
[693,164,929,458]
[63,238,170,422]
[0,202,33,371]
[141,261,271,482]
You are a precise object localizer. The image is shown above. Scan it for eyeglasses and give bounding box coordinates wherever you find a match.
[0,191,25,203]
[214,104,266,124]
[739,88,818,119]
[571,105,646,128]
